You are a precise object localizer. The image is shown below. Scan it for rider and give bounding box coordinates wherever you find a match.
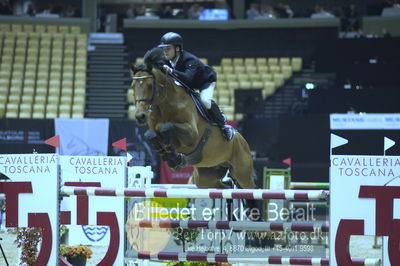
[158,32,234,141]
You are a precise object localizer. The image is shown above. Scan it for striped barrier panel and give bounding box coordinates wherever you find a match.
[134,219,329,232]
[61,187,328,200]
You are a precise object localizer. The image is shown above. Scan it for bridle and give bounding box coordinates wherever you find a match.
[132,72,167,112]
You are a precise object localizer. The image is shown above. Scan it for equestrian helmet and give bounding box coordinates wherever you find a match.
[158,32,183,49]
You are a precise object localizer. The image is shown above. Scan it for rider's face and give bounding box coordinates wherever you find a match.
[163,45,178,61]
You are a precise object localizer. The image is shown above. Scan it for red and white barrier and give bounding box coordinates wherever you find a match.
[135,219,329,232]
[60,186,328,200]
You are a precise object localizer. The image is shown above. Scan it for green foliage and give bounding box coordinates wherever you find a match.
[60,225,69,237]
[15,228,42,265]
[60,244,93,259]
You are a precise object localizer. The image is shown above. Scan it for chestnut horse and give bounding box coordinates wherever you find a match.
[130,58,256,190]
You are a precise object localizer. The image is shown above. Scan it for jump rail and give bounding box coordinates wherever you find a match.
[60,187,329,200]
[133,219,329,232]
[125,252,381,265]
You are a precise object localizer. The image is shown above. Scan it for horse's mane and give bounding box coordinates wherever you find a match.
[143,47,167,70]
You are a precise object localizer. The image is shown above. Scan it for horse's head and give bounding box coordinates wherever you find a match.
[130,64,155,125]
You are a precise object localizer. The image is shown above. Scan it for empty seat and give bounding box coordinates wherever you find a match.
[279,57,290,66]
[23,24,34,32]
[232,58,243,66]
[269,65,280,73]
[221,58,232,66]
[47,95,60,105]
[245,65,257,74]
[222,65,234,74]
[60,95,72,105]
[227,81,239,90]
[257,65,268,74]
[34,95,46,104]
[20,103,32,113]
[36,88,48,97]
[291,57,303,72]
[234,66,245,74]
[47,25,58,33]
[6,103,18,113]
[237,73,249,82]
[268,57,279,66]
[256,58,267,66]
[225,73,238,82]
[5,110,18,118]
[281,65,293,79]
[263,82,275,97]
[35,25,46,32]
[251,81,264,88]
[21,95,34,104]
[59,104,71,116]
[239,81,251,89]
[73,95,85,105]
[244,58,255,66]
[8,94,21,104]
[217,96,231,106]
[19,111,31,118]
[273,73,285,87]
[248,73,261,81]
[23,87,35,96]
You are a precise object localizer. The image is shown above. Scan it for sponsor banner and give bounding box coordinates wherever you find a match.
[0,154,59,265]
[60,155,125,266]
[330,155,400,265]
[0,119,55,153]
[330,113,400,130]
[55,118,109,156]
[330,113,400,265]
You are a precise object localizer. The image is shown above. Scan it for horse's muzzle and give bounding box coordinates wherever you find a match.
[135,112,147,125]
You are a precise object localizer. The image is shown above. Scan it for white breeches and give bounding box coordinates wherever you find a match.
[200,82,215,109]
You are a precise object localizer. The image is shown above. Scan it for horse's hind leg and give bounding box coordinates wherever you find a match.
[229,157,256,189]
[227,134,257,189]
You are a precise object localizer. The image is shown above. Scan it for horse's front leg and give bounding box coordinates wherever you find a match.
[158,122,197,170]
[144,129,171,163]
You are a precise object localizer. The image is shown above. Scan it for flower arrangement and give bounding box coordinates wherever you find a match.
[60,244,93,259]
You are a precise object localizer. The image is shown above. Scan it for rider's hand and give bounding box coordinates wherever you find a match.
[163,65,173,74]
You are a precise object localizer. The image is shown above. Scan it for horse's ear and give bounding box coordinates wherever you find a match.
[129,64,137,76]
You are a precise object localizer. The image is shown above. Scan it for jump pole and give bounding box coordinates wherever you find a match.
[60,187,328,200]
[125,252,381,265]
[133,219,329,232]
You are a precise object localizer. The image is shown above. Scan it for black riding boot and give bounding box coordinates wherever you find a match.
[208,101,234,141]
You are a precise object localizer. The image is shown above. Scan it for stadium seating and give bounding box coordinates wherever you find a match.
[0,24,87,119]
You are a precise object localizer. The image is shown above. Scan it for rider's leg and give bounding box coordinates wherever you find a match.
[200,82,234,141]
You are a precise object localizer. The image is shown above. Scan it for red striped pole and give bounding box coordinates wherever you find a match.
[60,186,328,200]
[127,252,381,265]
[133,219,329,232]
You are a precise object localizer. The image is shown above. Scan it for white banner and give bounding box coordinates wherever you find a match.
[0,154,59,265]
[55,118,109,155]
[330,114,400,130]
[60,155,125,264]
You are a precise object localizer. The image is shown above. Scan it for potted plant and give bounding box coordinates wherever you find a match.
[60,244,93,266]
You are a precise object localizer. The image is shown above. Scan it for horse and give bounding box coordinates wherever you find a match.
[130,49,256,190]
